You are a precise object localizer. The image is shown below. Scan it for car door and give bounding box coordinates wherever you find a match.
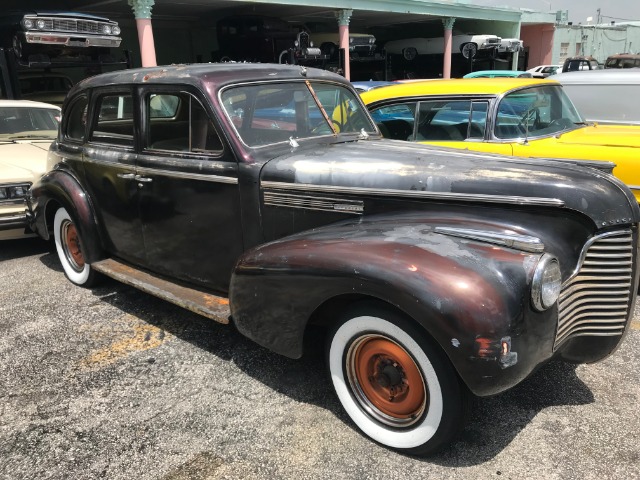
[83,87,146,264]
[136,87,243,293]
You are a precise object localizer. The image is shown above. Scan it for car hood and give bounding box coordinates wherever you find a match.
[0,141,54,183]
[557,125,640,148]
[260,138,640,227]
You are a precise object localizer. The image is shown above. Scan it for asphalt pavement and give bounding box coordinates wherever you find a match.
[1,238,639,480]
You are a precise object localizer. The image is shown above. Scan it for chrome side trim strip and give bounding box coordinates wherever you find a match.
[264,192,364,214]
[261,181,565,207]
[434,226,545,253]
[83,156,135,168]
[82,157,238,184]
[136,167,238,184]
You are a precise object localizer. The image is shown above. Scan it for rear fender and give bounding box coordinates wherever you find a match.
[28,168,103,263]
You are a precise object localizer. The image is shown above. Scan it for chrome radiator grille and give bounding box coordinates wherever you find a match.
[27,17,112,34]
[555,230,635,349]
[55,19,100,34]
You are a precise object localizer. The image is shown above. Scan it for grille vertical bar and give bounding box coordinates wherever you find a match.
[555,230,634,349]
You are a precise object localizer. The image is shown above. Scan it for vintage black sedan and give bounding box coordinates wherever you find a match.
[26,63,639,455]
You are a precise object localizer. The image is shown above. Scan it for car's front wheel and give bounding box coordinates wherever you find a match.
[53,207,99,287]
[327,304,467,455]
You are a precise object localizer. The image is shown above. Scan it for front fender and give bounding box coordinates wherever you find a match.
[27,166,103,263]
[230,214,558,395]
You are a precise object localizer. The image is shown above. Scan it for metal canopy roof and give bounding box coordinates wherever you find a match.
[6,0,524,30]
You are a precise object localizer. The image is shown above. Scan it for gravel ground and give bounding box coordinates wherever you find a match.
[1,238,639,480]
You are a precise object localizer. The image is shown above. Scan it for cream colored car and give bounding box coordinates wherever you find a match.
[0,100,59,240]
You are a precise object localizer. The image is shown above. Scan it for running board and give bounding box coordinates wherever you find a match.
[91,258,231,324]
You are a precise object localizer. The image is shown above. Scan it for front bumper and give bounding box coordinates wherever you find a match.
[0,210,32,240]
[24,32,121,48]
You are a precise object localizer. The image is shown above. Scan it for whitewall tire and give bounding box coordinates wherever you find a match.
[327,304,466,455]
[53,207,97,287]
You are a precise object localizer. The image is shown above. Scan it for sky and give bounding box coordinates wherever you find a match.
[472,0,640,24]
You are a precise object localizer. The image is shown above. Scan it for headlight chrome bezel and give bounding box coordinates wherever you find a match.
[531,254,562,311]
[0,183,32,203]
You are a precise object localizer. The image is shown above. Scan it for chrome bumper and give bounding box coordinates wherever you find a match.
[25,32,121,48]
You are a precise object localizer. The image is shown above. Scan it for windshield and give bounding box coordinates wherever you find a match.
[220,81,376,147]
[0,106,59,140]
[495,85,584,139]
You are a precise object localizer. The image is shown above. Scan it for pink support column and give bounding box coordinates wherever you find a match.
[128,0,157,67]
[336,10,353,81]
[442,18,456,79]
[136,18,157,67]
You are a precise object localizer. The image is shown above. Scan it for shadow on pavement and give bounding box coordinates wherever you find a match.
[0,237,52,261]
[77,278,594,466]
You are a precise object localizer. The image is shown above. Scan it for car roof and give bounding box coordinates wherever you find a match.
[360,77,558,103]
[606,53,640,59]
[0,99,61,110]
[72,63,349,95]
[551,69,640,84]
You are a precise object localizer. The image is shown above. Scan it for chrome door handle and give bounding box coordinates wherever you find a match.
[116,173,135,179]
[134,175,153,183]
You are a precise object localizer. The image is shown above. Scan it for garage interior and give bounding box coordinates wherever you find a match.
[3,0,554,81]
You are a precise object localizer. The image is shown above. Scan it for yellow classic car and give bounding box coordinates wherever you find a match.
[0,100,59,240]
[360,78,640,202]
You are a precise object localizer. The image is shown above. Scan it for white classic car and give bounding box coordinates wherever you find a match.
[550,69,640,125]
[0,100,59,240]
[385,34,502,59]
[498,38,524,53]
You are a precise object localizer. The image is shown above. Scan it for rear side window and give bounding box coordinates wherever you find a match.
[414,100,487,141]
[146,92,223,154]
[90,93,135,147]
[65,96,88,141]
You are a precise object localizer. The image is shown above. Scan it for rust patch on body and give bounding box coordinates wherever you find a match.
[92,258,230,323]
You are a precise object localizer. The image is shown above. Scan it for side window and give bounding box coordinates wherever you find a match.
[65,96,88,142]
[369,103,416,140]
[90,93,134,147]
[416,100,473,141]
[146,92,223,154]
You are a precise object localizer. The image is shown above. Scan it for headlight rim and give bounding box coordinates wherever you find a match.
[531,253,562,312]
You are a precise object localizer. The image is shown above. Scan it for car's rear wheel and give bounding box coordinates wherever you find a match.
[53,207,99,287]
[327,303,467,455]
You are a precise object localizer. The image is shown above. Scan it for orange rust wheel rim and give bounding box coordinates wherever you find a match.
[348,334,427,427]
[62,221,85,271]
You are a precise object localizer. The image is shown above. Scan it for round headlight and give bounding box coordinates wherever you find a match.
[102,25,112,35]
[23,19,34,29]
[294,40,299,47]
[531,254,562,311]
[36,20,46,30]
[309,41,314,47]
[112,25,121,35]
[369,37,375,44]
[349,37,354,44]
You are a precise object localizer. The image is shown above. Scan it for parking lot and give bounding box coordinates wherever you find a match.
[1,237,639,480]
